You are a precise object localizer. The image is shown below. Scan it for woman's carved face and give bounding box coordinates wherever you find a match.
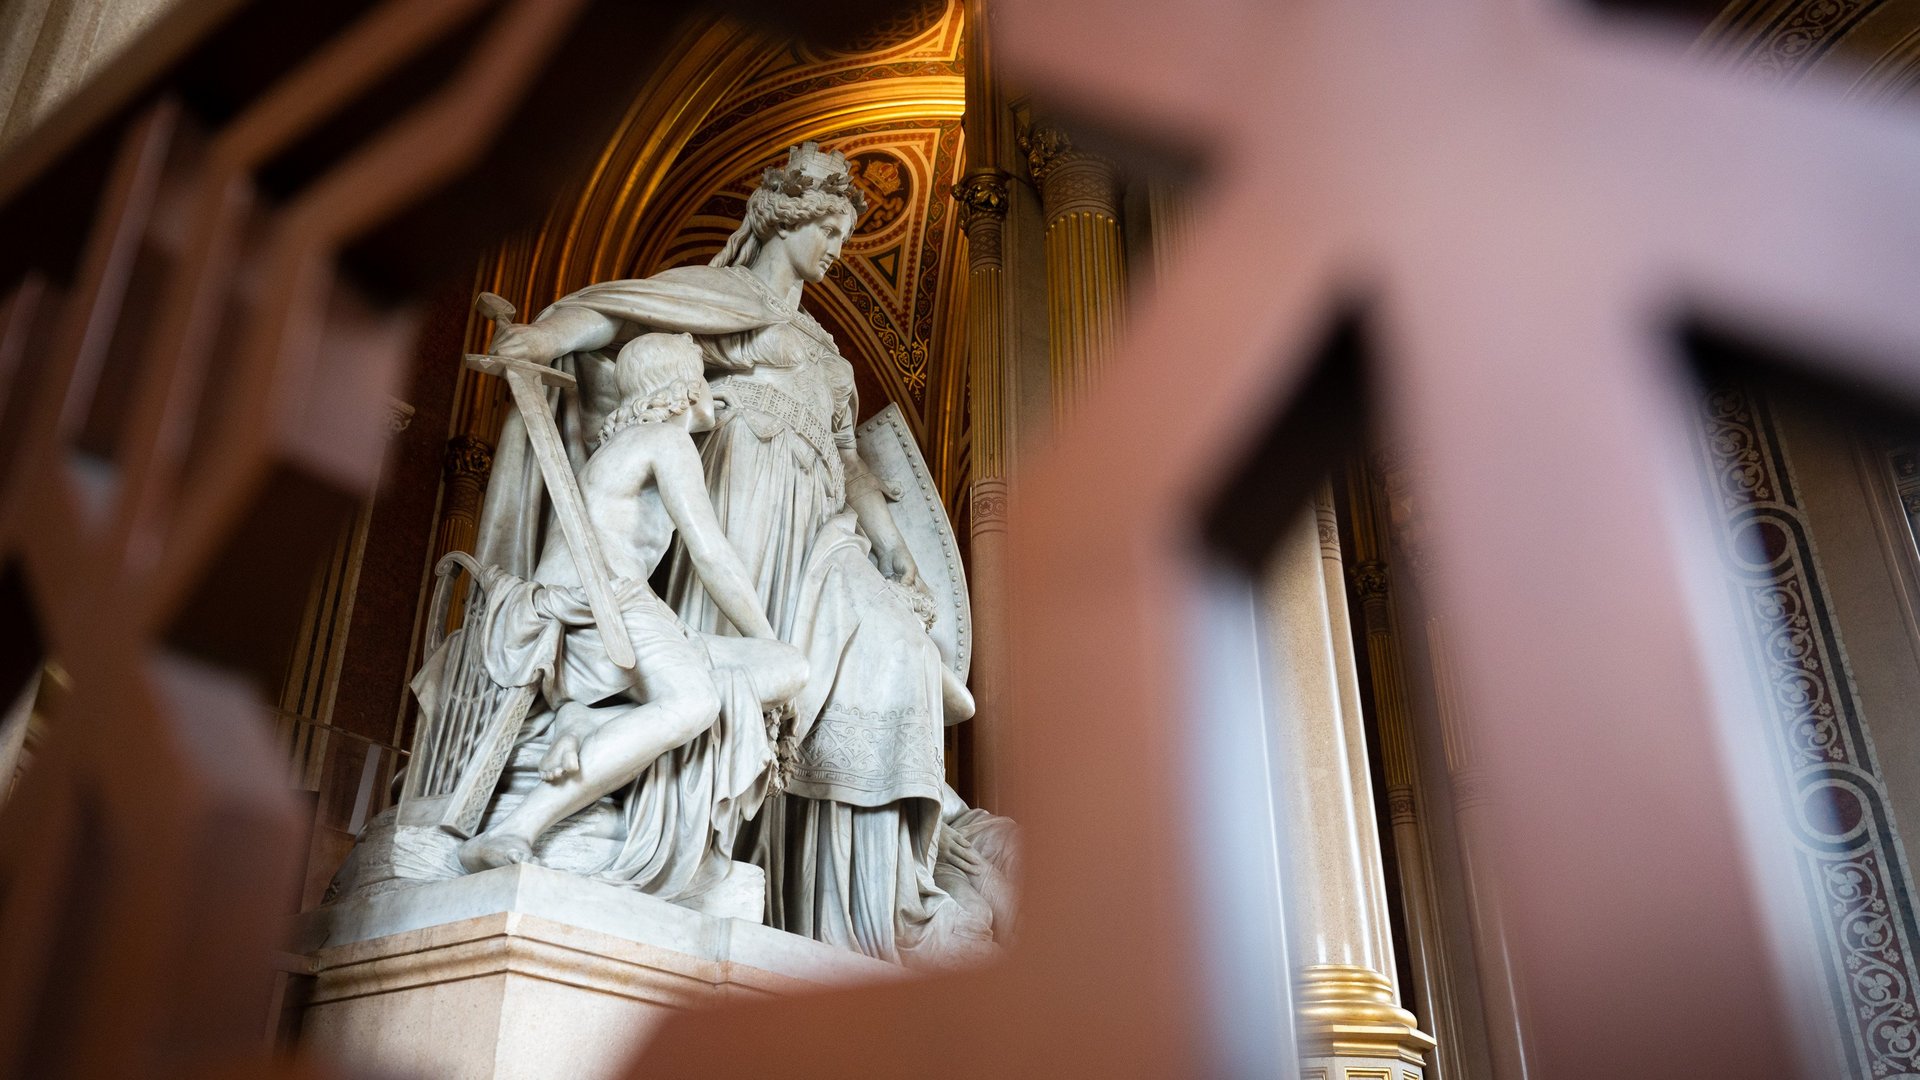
[782,208,855,284]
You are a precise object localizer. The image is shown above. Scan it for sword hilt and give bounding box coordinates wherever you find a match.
[464,353,576,390]
[475,291,516,331]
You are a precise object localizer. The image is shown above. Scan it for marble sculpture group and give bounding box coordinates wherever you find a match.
[332,143,1017,970]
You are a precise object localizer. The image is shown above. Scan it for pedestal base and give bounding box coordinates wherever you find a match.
[295,863,901,1080]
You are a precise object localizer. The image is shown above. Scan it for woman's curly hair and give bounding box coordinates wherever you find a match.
[710,146,868,270]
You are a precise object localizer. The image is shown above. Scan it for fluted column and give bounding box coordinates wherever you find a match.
[1265,503,1433,1079]
[1023,123,1126,423]
[1347,462,1470,1080]
[1379,448,1531,1080]
[957,166,1014,811]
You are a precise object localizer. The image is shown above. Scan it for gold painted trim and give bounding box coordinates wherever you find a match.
[1296,964,1436,1067]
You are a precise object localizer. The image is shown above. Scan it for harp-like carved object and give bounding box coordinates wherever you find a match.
[396,553,537,837]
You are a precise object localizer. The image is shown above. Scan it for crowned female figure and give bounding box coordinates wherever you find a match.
[477,143,1013,967]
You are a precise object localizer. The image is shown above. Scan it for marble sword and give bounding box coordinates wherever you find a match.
[464,292,636,669]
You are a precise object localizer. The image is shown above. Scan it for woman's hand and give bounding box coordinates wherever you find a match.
[871,528,920,586]
[938,825,986,877]
[488,321,567,364]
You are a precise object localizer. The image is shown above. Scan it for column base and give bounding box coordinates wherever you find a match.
[293,863,903,1080]
[1300,1051,1426,1080]
[1296,963,1435,1076]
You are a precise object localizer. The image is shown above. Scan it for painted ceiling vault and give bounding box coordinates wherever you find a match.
[483,0,972,510]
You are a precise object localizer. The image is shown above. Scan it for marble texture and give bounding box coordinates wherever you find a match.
[299,863,900,1080]
[1263,504,1430,1074]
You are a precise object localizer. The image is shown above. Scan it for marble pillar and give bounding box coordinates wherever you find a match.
[957,166,1014,811]
[1149,165,1431,1076]
[1023,123,1126,423]
[1265,504,1433,1080]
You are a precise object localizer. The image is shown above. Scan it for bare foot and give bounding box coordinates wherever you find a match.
[538,731,581,781]
[458,832,533,873]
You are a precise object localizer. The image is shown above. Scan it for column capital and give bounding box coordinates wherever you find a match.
[1352,559,1390,601]
[1373,440,1439,583]
[1019,122,1121,224]
[1019,122,1076,183]
[956,169,1010,267]
[1351,558,1392,630]
[954,168,1010,221]
[444,434,494,481]
[1386,785,1418,827]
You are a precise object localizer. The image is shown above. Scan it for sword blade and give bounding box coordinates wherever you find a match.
[499,367,636,670]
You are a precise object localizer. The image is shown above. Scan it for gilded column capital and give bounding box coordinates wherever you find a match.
[438,434,496,553]
[1020,122,1075,183]
[1351,558,1392,630]
[954,168,1009,222]
[1020,122,1121,225]
[955,169,1010,268]
[444,434,494,481]
[1352,559,1390,600]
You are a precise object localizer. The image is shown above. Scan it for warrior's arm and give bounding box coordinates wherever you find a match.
[491,303,620,362]
[844,447,919,585]
[653,435,777,640]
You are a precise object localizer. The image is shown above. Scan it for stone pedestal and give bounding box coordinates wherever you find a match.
[294,864,902,1080]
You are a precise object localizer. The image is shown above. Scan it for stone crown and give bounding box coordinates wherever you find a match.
[759,141,868,213]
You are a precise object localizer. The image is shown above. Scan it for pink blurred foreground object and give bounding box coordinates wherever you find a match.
[629,1,1920,1078]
